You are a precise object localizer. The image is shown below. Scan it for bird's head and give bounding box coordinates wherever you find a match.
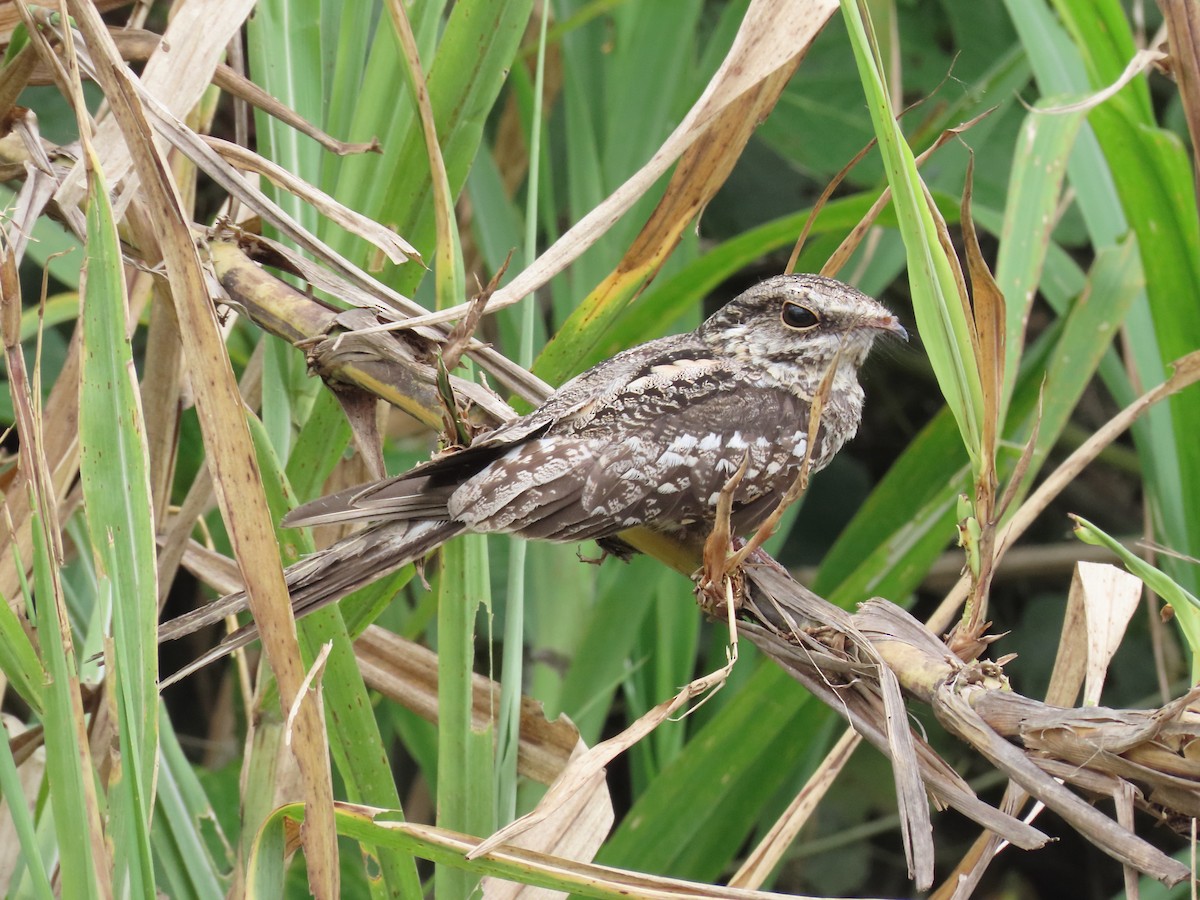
[698,274,907,396]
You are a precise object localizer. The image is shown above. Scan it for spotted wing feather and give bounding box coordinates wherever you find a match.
[575,382,814,540]
[446,359,815,543]
[279,336,688,529]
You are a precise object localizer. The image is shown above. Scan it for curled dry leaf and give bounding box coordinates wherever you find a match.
[204,137,420,265]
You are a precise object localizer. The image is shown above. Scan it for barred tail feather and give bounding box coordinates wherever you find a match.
[159,518,463,688]
[280,475,453,528]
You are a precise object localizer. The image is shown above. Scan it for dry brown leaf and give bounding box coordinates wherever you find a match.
[384,0,840,333]
[361,814,835,899]
[1054,562,1143,708]
[64,3,339,894]
[355,626,584,785]
[204,137,420,264]
[479,742,614,900]
[1160,0,1200,206]
[960,154,1005,495]
[356,627,616,899]
[468,665,733,861]
[821,108,993,277]
[56,0,258,214]
[1034,48,1167,115]
[935,688,1188,884]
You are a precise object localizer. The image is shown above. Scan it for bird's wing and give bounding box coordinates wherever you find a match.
[446,363,813,542]
[576,379,813,539]
[282,335,695,528]
[280,417,557,527]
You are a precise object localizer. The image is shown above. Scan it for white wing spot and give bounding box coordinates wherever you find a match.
[726,432,748,450]
[659,450,687,467]
[650,358,717,377]
[657,483,679,494]
[698,433,722,451]
[668,433,699,452]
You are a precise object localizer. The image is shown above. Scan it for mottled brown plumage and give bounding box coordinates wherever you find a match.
[159,274,904,674]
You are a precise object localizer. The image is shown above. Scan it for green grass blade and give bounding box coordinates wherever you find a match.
[496,0,551,827]
[376,0,535,295]
[247,411,423,897]
[152,712,231,899]
[435,535,495,900]
[319,2,377,194]
[1010,237,1143,471]
[993,101,1085,413]
[840,0,984,461]
[78,150,158,896]
[1006,0,1200,598]
[246,0,327,462]
[245,0,324,228]
[28,500,105,900]
[1072,515,1200,681]
[283,386,352,502]
[0,579,44,711]
[251,797,850,898]
[0,711,54,899]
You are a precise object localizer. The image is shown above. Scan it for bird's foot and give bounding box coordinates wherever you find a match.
[576,545,605,565]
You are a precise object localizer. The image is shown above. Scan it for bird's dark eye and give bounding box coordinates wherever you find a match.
[781,302,820,330]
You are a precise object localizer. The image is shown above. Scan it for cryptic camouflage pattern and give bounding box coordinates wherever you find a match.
[286,273,905,546]
[160,274,904,654]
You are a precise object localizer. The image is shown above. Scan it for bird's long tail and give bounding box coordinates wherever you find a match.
[158,518,463,687]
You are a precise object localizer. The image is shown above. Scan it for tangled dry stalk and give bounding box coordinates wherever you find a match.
[206,236,1200,892]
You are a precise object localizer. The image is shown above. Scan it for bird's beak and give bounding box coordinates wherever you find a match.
[871,314,908,342]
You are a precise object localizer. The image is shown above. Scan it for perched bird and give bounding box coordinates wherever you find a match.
[159,274,904,672]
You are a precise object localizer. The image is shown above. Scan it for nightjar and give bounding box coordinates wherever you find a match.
[159,274,904,665]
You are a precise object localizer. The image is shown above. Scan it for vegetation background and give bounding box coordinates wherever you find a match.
[0,0,1197,897]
